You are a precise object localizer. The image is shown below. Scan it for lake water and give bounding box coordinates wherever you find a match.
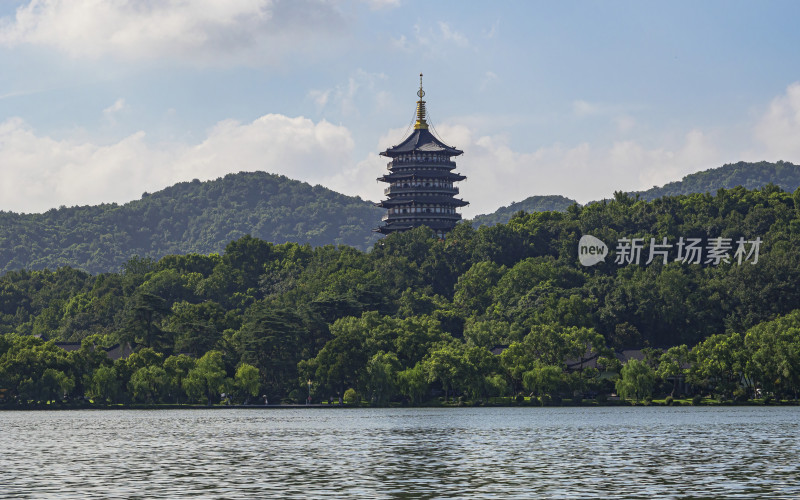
[1,406,798,498]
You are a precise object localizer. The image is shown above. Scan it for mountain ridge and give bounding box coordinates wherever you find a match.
[630,160,800,200]
[2,160,799,274]
[0,171,383,274]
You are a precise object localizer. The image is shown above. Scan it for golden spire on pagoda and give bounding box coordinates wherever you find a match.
[414,73,428,130]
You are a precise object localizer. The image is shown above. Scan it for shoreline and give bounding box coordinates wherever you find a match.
[2,399,797,411]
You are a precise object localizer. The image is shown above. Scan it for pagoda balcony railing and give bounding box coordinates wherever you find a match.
[384,186,459,195]
[383,212,462,221]
[387,160,456,169]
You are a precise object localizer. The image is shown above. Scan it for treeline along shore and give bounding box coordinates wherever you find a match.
[2,185,800,408]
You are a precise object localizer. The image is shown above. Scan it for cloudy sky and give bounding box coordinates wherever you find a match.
[1,0,799,217]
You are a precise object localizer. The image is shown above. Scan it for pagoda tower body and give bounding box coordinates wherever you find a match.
[375,75,468,238]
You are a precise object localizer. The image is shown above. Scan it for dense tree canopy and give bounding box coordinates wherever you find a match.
[2,183,800,406]
[470,195,576,227]
[5,162,797,275]
[633,160,800,200]
[0,171,384,274]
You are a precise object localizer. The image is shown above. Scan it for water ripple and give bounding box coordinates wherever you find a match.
[1,407,799,499]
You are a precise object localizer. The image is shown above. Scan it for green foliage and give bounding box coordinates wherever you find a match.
[183,350,229,404]
[86,365,121,403]
[616,359,656,402]
[234,363,261,402]
[3,180,800,406]
[163,354,195,403]
[471,195,577,227]
[128,365,168,403]
[0,172,383,274]
[522,362,564,397]
[656,345,690,396]
[634,161,800,200]
[743,310,800,399]
[343,387,359,405]
[397,363,429,404]
[688,333,748,399]
[364,351,399,405]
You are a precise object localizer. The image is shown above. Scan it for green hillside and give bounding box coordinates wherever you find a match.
[2,184,800,406]
[472,162,800,228]
[3,160,799,275]
[634,160,800,200]
[0,171,383,274]
[471,195,576,227]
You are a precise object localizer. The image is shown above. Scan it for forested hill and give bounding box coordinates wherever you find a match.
[0,171,383,274]
[470,195,576,227]
[2,184,800,406]
[633,161,800,200]
[469,161,800,227]
[3,160,798,275]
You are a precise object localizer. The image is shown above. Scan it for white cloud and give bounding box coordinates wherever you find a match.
[480,71,498,91]
[483,20,499,39]
[392,123,725,218]
[323,125,410,203]
[0,88,45,100]
[614,115,636,133]
[572,100,642,135]
[102,98,127,123]
[572,99,602,116]
[361,0,401,9]
[6,82,800,220]
[393,21,472,55]
[0,114,355,213]
[308,89,331,109]
[0,0,346,66]
[319,121,729,218]
[390,34,410,51]
[307,70,389,117]
[438,22,469,47]
[753,82,800,160]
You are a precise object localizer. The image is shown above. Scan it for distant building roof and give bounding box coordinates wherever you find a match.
[565,352,601,370]
[489,345,509,356]
[54,341,133,361]
[618,350,646,363]
[105,343,134,361]
[54,342,82,352]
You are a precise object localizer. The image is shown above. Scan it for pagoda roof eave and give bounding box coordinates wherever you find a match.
[380,128,463,157]
[378,197,469,208]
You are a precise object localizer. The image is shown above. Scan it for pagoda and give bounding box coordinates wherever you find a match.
[374,74,468,239]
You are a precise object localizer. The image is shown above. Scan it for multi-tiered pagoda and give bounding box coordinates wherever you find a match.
[374,75,468,239]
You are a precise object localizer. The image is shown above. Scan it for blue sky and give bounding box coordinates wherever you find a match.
[1,1,799,217]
